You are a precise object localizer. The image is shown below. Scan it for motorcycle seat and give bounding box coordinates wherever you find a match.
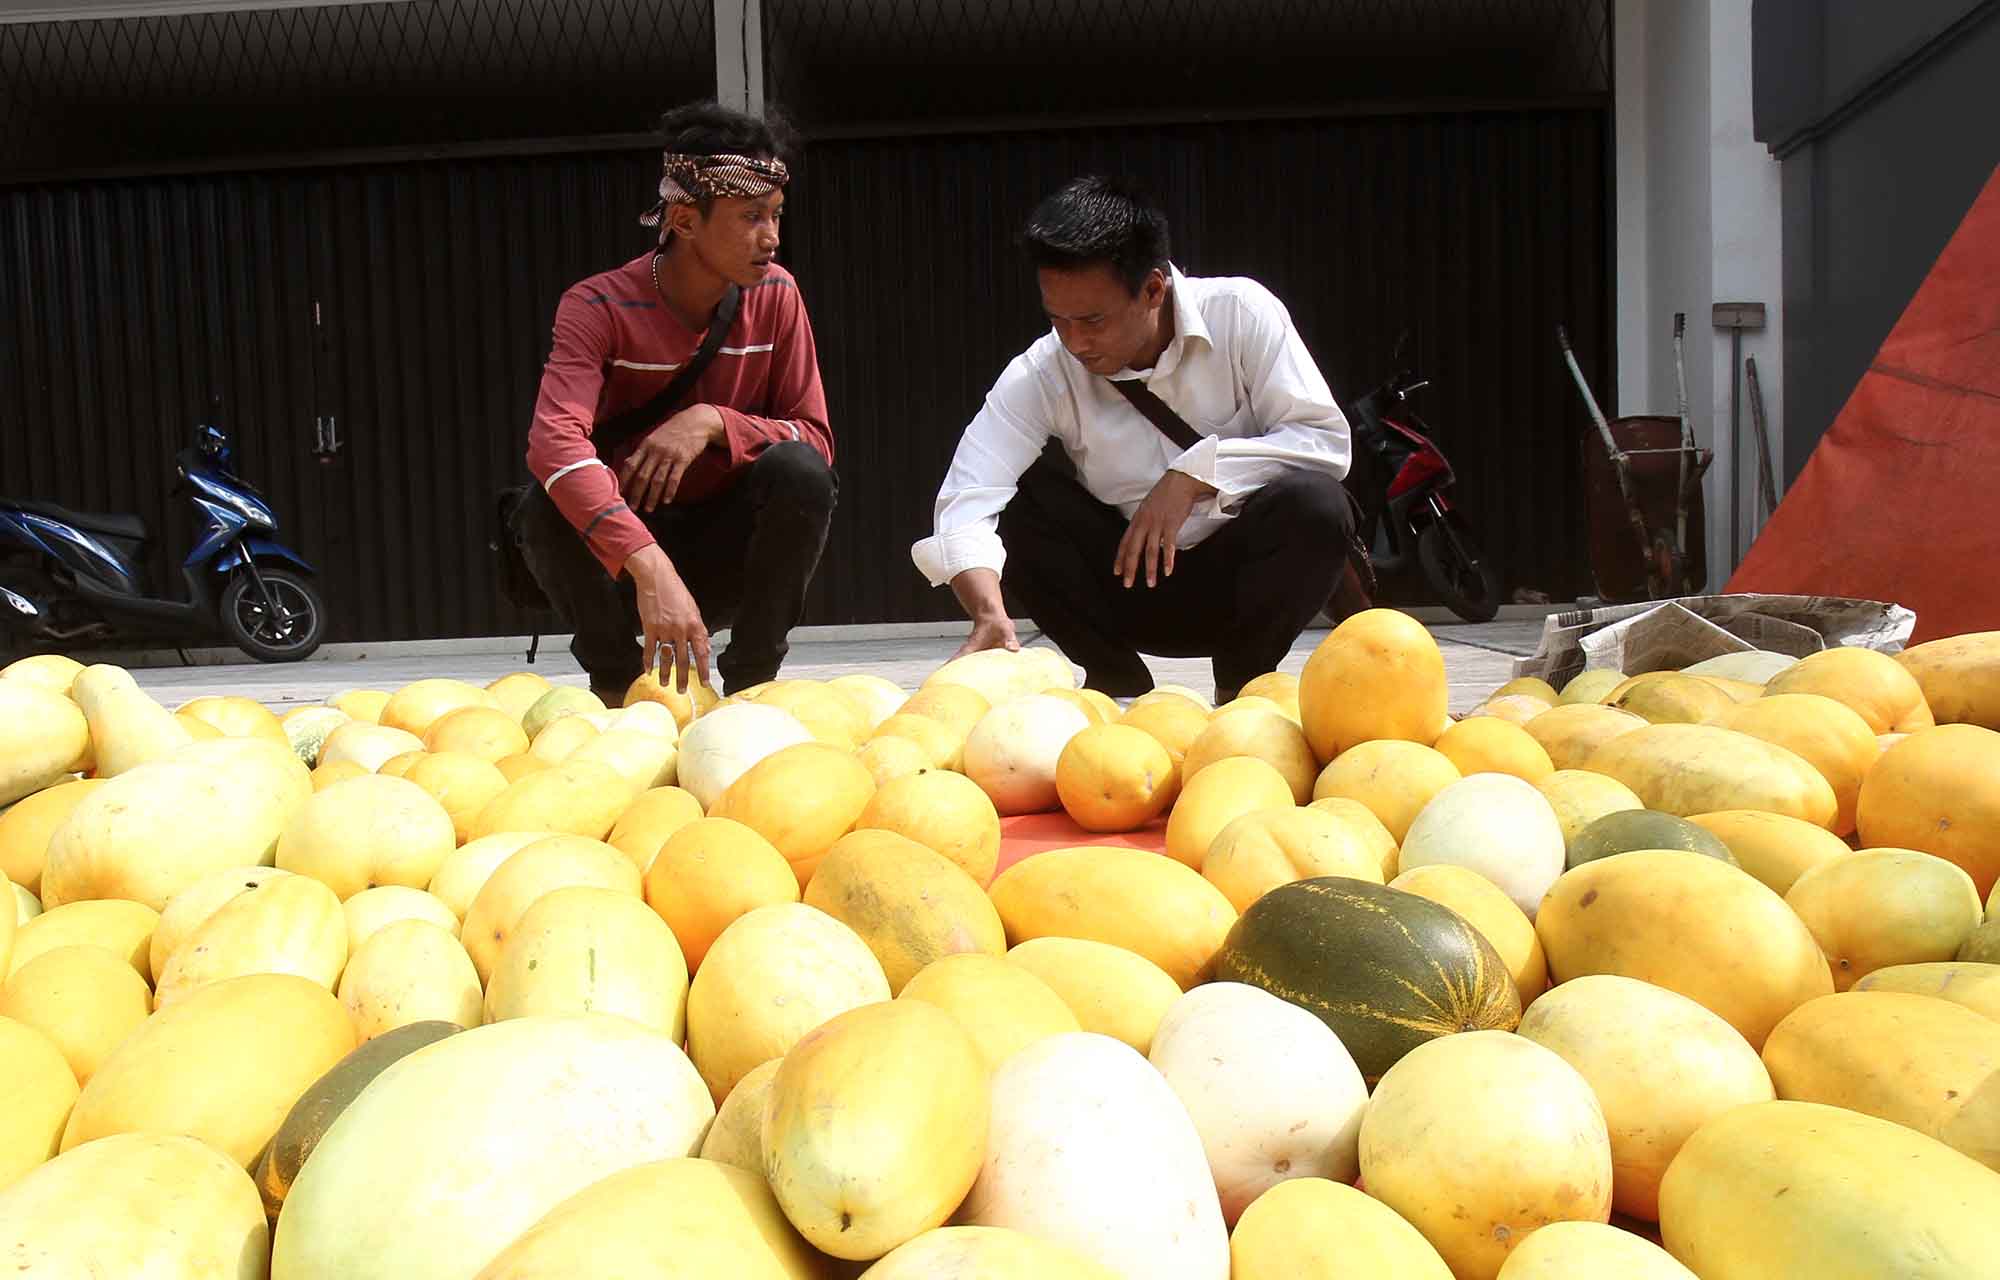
[6,500,149,544]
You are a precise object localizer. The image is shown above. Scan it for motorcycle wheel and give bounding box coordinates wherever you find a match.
[1418,513,1503,624]
[221,568,326,663]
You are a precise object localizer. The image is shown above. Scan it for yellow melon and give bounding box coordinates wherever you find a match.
[1203,806,1382,912]
[468,759,637,844]
[699,1057,783,1174]
[485,886,689,1040]
[427,831,544,922]
[896,683,993,740]
[401,751,510,846]
[707,741,876,888]
[482,671,550,723]
[1164,755,1296,869]
[764,999,989,1260]
[1522,702,1647,771]
[624,669,719,729]
[1708,693,1881,836]
[319,721,426,772]
[0,944,151,1086]
[1298,609,1448,760]
[1004,937,1183,1055]
[1391,864,1548,1008]
[1763,646,1929,733]
[988,845,1237,989]
[1784,848,1983,990]
[176,695,288,747]
[0,1014,79,1190]
[855,768,1002,886]
[1054,723,1176,832]
[337,919,483,1040]
[605,784,705,872]
[153,872,347,1008]
[276,773,458,900]
[899,951,1079,1072]
[0,777,105,895]
[526,713,599,764]
[1494,1221,1697,1279]
[459,835,641,984]
[1585,724,1838,827]
[866,713,967,772]
[62,972,354,1168]
[1536,769,1644,853]
[1897,631,2000,730]
[1117,694,1210,788]
[1230,1178,1452,1280]
[1686,808,1854,897]
[1434,715,1555,783]
[422,706,530,763]
[1557,668,1626,704]
[1310,739,1460,843]
[1605,672,1736,725]
[864,1226,1121,1279]
[1305,796,1401,879]
[8,898,157,982]
[685,902,890,1103]
[1180,708,1317,805]
[803,828,1005,993]
[1856,725,2000,899]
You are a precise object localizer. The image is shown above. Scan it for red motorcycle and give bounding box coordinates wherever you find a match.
[1339,357,1503,623]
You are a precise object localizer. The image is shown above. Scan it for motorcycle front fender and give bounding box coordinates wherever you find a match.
[211,537,317,579]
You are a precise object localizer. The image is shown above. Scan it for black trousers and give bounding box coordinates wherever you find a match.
[997,456,1355,698]
[516,441,837,697]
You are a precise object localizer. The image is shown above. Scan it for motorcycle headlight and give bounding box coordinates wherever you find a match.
[0,587,38,618]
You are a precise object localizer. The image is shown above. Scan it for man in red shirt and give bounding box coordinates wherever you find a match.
[518,102,836,702]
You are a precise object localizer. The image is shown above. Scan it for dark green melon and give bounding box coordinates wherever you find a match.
[1213,877,1521,1083]
[252,1019,461,1219]
[1567,809,1738,870]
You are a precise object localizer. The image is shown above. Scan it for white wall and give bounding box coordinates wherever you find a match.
[1615,0,1785,591]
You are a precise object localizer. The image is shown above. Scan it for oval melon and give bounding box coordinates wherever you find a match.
[1522,702,1645,771]
[63,973,355,1168]
[338,919,483,1041]
[0,777,106,896]
[473,1157,827,1280]
[1148,982,1367,1224]
[269,1014,714,1280]
[1055,723,1176,832]
[7,898,157,982]
[605,784,704,871]
[1763,645,1927,733]
[467,759,637,844]
[428,832,543,922]
[152,866,293,983]
[319,721,425,772]
[1201,805,1382,912]
[1537,850,1833,1048]
[699,1057,782,1175]
[1785,848,1982,989]
[484,886,688,1038]
[459,835,640,984]
[802,828,1004,993]
[1761,990,2000,1171]
[1163,755,1296,869]
[153,872,348,1007]
[1658,1100,2000,1280]
[1585,723,1837,827]
[276,774,458,900]
[1397,772,1566,918]
[0,1132,266,1277]
[1535,768,1644,855]
[1495,1221,1697,1279]
[1003,937,1182,1055]
[1229,1177,1452,1279]
[1685,808,1852,896]
[1855,725,2000,899]
[1517,973,1775,1220]
[622,670,716,729]
[1298,608,1448,760]
[342,883,458,952]
[1606,671,1736,724]
[956,1032,1228,1280]
[0,682,89,807]
[1214,878,1521,1082]
[708,741,876,887]
[1557,668,1627,703]
[70,663,193,777]
[1853,961,2000,1023]
[1304,795,1400,878]
[1309,739,1459,843]
[1433,714,1554,782]
[1181,708,1317,804]
[764,999,988,1260]
[1896,631,2000,730]
[0,1014,80,1189]
[899,951,1079,1071]
[1709,692,1881,835]
[854,768,1002,886]
[422,706,530,764]
[642,817,799,973]
[987,845,1237,989]
[676,702,814,809]
[962,694,1092,815]
[0,944,151,1085]
[685,902,890,1103]
[1361,1030,1612,1280]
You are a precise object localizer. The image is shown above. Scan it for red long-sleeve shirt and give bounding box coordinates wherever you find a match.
[524,254,834,576]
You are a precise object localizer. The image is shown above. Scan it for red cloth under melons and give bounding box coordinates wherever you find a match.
[994,812,1170,877]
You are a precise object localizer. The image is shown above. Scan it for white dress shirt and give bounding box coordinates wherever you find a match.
[910,266,1352,587]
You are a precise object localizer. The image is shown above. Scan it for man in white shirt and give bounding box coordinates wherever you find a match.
[910,175,1362,702]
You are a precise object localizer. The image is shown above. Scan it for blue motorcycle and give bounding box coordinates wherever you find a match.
[0,425,325,662]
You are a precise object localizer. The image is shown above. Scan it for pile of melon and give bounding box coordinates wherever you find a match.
[3,616,2000,1279]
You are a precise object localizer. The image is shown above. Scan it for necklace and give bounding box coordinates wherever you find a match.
[651,250,665,301]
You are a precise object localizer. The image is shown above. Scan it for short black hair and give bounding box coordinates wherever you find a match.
[656,100,797,213]
[1021,176,1171,295]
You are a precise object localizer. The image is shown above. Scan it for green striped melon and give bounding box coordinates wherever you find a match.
[1213,878,1521,1083]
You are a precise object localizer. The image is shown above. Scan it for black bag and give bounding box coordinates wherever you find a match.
[1107,377,1377,608]
[492,282,744,612]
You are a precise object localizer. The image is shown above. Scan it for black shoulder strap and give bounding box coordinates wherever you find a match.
[1108,376,1204,452]
[590,281,743,458]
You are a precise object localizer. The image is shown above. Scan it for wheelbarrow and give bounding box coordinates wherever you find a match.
[1557,314,1714,602]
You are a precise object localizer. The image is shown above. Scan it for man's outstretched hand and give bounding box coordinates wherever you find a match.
[948,567,1021,658]
[625,544,711,694]
[1114,469,1217,588]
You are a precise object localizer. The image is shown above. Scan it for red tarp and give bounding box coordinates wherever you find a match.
[995,812,1168,877]
[1726,163,2000,644]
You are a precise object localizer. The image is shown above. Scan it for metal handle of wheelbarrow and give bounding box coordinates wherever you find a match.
[1557,323,1662,591]
[1671,311,1693,574]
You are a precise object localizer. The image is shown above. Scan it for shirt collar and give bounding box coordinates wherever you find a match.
[1150,265,1210,379]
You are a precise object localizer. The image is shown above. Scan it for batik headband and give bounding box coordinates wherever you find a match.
[639,151,791,235]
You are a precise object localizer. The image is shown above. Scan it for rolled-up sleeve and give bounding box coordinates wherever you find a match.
[1171,285,1351,513]
[911,354,1058,587]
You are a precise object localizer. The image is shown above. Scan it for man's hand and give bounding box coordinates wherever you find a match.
[618,404,726,513]
[1114,470,1218,588]
[948,567,1020,658]
[625,545,711,694]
